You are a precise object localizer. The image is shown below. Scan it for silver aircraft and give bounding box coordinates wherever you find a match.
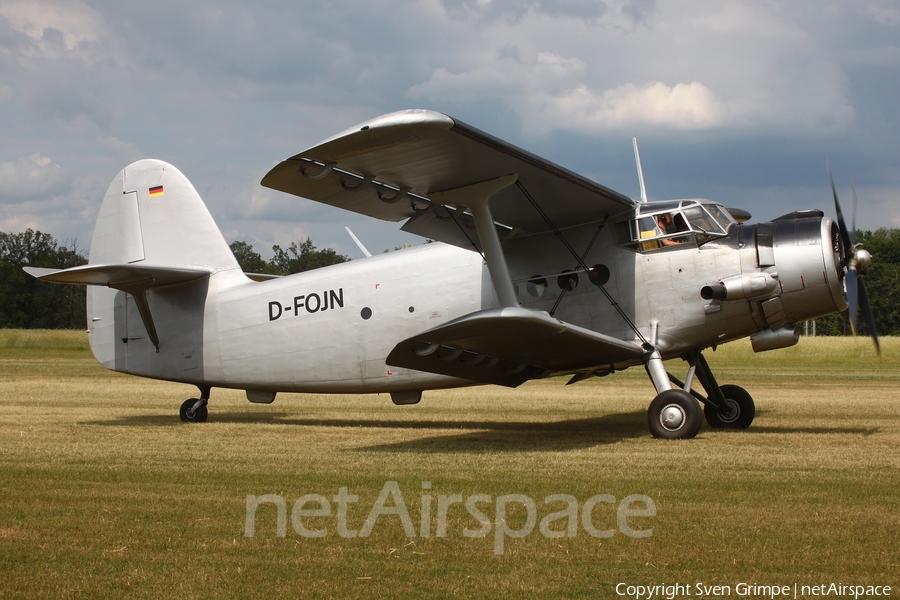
[26,109,879,439]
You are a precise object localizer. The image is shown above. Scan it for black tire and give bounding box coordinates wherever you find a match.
[180,398,208,423]
[648,389,702,439]
[704,384,755,429]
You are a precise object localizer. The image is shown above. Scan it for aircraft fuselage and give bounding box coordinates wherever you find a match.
[86,208,845,399]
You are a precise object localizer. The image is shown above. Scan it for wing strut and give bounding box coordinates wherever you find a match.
[117,281,161,351]
[431,175,519,308]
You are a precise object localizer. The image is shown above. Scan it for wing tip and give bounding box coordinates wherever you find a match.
[310,109,454,153]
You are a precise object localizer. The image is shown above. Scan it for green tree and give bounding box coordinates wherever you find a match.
[268,237,349,275]
[229,240,268,274]
[229,238,350,276]
[811,313,848,336]
[856,228,900,336]
[811,228,900,337]
[0,229,87,329]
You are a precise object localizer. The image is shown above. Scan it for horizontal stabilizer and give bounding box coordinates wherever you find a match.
[24,264,211,351]
[244,272,283,282]
[386,307,646,387]
[24,264,210,289]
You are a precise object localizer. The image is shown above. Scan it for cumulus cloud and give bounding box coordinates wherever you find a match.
[0,154,71,200]
[0,153,97,246]
[862,0,900,25]
[407,0,858,136]
[437,0,656,28]
[0,0,104,53]
[531,81,725,131]
[0,0,896,247]
[408,50,585,105]
[0,0,124,127]
[96,136,145,165]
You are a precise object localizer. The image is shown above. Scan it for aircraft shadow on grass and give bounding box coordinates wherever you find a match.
[80,410,881,452]
[355,411,649,452]
[82,411,649,452]
[747,425,880,436]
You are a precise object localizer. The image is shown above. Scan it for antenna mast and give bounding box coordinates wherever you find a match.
[632,138,648,203]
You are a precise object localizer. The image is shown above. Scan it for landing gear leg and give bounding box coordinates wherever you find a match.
[681,352,755,430]
[645,347,702,439]
[180,386,210,423]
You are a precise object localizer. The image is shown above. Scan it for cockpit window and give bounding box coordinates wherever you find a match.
[682,205,725,235]
[617,199,734,252]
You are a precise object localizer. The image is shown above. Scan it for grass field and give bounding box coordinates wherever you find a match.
[1,330,898,598]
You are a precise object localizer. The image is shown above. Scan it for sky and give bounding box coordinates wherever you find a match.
[1,0,898,259]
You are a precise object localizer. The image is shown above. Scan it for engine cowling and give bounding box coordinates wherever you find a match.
[701,216,847,337]
[759,216,846,329]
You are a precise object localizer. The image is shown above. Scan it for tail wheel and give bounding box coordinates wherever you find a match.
[180,398,208,423]
[648,389,702,439]
[704,384,754,429]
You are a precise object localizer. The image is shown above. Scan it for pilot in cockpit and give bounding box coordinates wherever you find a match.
[656,212,688,245]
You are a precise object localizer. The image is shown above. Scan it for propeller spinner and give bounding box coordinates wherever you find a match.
[829,167,880,354]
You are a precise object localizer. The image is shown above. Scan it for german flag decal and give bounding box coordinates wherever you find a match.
[149,185,164,197]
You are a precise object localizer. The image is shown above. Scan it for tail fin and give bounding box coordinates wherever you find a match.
[28,159,240,372]
[90,159,239,271]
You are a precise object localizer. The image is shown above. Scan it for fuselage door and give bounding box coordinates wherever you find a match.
[112,289,145,371]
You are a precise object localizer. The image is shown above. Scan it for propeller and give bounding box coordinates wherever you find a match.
[829,165,880,354]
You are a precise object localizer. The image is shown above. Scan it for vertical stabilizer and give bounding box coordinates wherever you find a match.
[90,159,239,271]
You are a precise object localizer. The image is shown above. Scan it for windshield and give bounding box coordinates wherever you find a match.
[682,205,725,235]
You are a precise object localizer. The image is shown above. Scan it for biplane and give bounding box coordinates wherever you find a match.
[26,109,878,438]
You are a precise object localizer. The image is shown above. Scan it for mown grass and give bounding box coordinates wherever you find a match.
[0,331,898,598]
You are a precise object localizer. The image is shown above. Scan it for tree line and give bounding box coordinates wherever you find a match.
[812,228,900,337]
[0,230,88,329]
[2,228,898,336]
[228,239,349,276]
[0,231,348,329]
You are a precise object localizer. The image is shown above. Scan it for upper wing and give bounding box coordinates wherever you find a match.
[261,109,636,249]
[386,307,647,387]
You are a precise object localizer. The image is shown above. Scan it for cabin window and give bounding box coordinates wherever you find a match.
[557,270,579,291]
[526,276,548,297]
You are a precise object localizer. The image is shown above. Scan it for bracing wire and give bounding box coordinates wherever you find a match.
[515,180,649,347]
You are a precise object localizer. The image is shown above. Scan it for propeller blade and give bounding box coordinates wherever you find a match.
[857,278,881,356]
[829,166,852,253]
[830,166,878,355]
[845,267,858,336]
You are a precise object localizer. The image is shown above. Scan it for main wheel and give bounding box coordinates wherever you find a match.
[648,389,702,439]
[704,384,754,429]
[180,398,208,423]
